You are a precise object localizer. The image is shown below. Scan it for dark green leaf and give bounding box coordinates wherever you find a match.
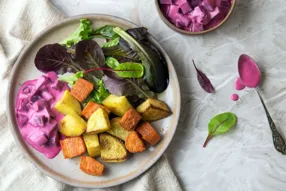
[103,37,120,48]
[114,62,144,78]
[92,25,118,39]
[203,112,237,148]
[102,75,155,99]
[58,71,83,86]
[84,80,110,104]
[102,45,139,63]
[105,57,120,68]
[113,27,169,93]
[60,19,93,47]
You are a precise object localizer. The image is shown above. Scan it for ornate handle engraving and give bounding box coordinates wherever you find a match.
[255,89,286,154]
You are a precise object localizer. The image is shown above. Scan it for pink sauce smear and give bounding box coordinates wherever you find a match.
[231,94,239,101]
[235,77,245,91]
[15,72,69,159]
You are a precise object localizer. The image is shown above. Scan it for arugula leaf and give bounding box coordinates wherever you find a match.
[105,57,120,68]
[92,25,118,39]
[58,71,83,86]
[60,19,93,47]
[203,112,237,148]
[103,37,120,48]
[113,27,169,93]
[84,80,110,104]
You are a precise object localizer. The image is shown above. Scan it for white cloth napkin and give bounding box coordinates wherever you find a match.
[0,0,182,190]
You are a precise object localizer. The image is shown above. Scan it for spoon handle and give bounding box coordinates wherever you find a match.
[254,89,286,154]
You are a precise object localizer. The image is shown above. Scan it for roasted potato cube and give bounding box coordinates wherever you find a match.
[102,94,132,116]
[86,108,111,134]
[136,122,161,146]
[99,133,127,162]
[82,101,110,119]
[54,90,81,115]
[125,131,146,153]
[70,78,94,102]
[120,108,142,131]
[136,98,170,121]
[107,117,129,141]
[60,136,86,159]
[83,134,101,157]
[59,113,87,137]
[80,156,104,176]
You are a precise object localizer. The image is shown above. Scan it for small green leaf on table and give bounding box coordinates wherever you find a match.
[203,112,237,148]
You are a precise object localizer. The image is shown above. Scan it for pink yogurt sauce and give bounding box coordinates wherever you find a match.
[238,54,261,88]
[16,72,69,159]
[231,94,239,101]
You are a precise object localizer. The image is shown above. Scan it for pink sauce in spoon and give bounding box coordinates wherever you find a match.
[238,54,261,88]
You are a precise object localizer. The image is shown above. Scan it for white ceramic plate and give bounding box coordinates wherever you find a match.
[7,14,181,188]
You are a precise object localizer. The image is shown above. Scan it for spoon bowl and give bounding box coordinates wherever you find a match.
[238,54,261,88]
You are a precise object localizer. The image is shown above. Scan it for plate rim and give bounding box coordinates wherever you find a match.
[6,14,181,188]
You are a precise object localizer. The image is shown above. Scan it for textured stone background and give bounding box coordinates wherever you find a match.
[51,0,286,190]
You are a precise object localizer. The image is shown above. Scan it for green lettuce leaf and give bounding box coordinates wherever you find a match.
[58,71,83,86]
[60,19,93,47]
[84,80,110,104]
[103,37,120,48]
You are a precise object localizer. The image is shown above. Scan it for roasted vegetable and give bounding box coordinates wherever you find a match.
[102,94,132,116]
[82,101,110,119]
[54,90,81,115]
[107,117,129,141]
[136,98,170,121]
[60,136,86,159]
[99,133,127,162]
[80,156,104,176]
[59,113,87,137]
[136,122,161,146]
[86,108,111,134]
[70,78,94,102]
[125,131,146,153]
[120,108,142,131]
[83,134,101,157]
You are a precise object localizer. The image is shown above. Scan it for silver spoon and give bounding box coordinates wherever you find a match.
[238,54,286,154]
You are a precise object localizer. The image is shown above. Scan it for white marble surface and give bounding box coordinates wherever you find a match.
[50,0,286,190]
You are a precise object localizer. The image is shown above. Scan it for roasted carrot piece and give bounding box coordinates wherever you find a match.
[136,122,161,146]
[80,156,104,176]
[60,136,86,159]
[125,131,145,153]
[120,108,142,131]
[81,101,111,119]
[70,78,94,102]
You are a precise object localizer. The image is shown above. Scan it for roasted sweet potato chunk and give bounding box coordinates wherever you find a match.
[120,108,142,131]
[125,131,146,153]
[60,136,86,159]
[70,78,94,102]
[136,122,161,146]
[82,101,110,119]
[80,156,104,176]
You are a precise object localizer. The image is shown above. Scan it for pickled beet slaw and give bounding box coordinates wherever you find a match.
[16,72,69,158]
[159,0,232,32]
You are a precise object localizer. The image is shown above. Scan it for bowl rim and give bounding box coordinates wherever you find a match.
[155,0,237,35]
[6,14,181,188]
